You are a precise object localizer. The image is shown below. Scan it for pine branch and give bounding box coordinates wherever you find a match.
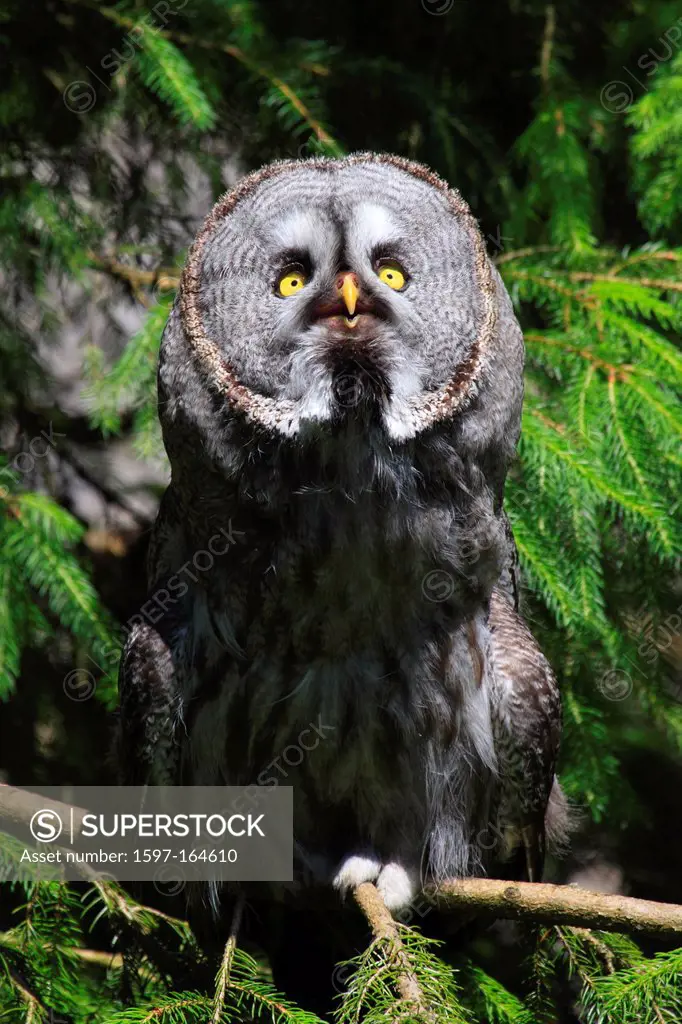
[539,5,555,92]
[353,882,432,1016]
[63,0,339,149]
[494,246,563,265]
[460,961,536,1024]
[4,965,46,1023]
[567,272,682,292]
[428,880,682,937]
[525,331,628,376]
[88,252,180,293]
[210,895,244,1024]
[135,29,216,129]
[0,484,120,703]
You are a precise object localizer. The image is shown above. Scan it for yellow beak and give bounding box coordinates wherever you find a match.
[338,273,359,317]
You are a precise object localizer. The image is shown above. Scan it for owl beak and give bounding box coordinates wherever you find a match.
[336,272,359,319]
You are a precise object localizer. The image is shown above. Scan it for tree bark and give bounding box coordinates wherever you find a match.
[427,878,682,936]
[354,882,432,1018]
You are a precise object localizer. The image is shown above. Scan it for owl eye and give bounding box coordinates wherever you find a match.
[375,259,407,291]
[277,265,308,297]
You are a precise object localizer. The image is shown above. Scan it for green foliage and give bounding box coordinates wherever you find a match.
[528,926,682,1024]
[501,241,682,812]
[1,0,681,1021]
[630,50,682,233]
[85,294,176,437]
[461,961,536,1024]
[335,927,470,1024]
[1,883,681,1024]
[0,462,119,704]
[513,99,598,251]
[134,30,217,131]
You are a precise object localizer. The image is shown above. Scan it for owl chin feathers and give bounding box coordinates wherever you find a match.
[282,317,428,440]
[327,326,392,424]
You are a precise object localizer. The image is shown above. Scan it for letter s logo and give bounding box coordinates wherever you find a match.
[29,809,63,843]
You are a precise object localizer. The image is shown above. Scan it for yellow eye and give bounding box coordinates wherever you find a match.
[277,268,307,296]
[377,261,406,291]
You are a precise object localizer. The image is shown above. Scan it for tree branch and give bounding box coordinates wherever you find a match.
[525,332,631,378]
[426,879,682,937]
[540,5,556,92]
[354,882,432,1017]
[63,0,338,148]
[0,784,90,839]
[494,245,563,265]
[211,894,245,1024]
[567,271,682,292]
[3,786,682,939]
[87,252,180,292]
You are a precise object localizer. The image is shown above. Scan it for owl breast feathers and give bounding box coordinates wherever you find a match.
[118,153,569,913]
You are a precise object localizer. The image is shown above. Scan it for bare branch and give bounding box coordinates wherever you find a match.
[494,245,563,265]
[540,5,556,91]
[567,272,682,292]
[0,784,90,839]
[427,879,682,937]
[87,252,180,292]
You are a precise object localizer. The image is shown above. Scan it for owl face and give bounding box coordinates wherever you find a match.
[181,155,502,441]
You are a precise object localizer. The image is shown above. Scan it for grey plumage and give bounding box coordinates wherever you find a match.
[118,153,568,912]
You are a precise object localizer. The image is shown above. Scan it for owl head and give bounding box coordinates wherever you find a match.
[161,154,524,492]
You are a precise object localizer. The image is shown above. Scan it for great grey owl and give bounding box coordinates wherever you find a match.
[118,153,568,919]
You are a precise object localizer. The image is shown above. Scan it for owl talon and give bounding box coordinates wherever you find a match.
[376,863,419,912]
[332,854,381,897]
[333,856,418,914]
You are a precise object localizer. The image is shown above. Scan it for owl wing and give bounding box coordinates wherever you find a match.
[116,613,187,785]
[116,484,198,785]
[488,585,563,882]
[495,512,521,613]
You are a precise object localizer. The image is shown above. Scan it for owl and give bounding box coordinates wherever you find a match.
[118,154,568,920]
